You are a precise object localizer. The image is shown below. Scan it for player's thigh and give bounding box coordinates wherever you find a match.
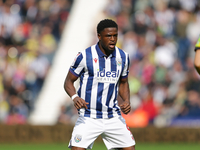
[69,116,103,149]
[102,116,135,149]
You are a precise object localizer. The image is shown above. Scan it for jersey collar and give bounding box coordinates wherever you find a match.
[96,43,116,58]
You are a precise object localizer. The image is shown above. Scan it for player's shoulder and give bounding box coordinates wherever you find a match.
[75,45,92,56]
[115,46,129,57]
[81,44,96,54]
[75,44,96,57]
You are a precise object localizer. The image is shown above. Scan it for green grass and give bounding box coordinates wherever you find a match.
[136,143,200,150]
[0,142,200,150]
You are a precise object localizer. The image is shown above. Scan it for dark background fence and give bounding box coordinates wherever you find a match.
[1,125,200,143]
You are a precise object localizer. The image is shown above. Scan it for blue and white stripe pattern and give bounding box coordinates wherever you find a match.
[69,43,130,118]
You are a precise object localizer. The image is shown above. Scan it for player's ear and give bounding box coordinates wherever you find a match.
[98,33,101,40]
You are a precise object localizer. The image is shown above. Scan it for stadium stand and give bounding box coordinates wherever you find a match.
[101,0,200,128]
[0,0,73,125]
[29,0,109,125]
[56,0,200,128]
[1,0,200,128]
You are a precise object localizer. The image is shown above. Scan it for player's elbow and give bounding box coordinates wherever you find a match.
[63,78,69,92]
[63,82,67,92]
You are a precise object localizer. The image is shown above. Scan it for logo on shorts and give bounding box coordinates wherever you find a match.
[74,134,82,143]
[126,125,135,140]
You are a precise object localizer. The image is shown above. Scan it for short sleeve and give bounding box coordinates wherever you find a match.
[69,52,85,77]
[121,53,130,79]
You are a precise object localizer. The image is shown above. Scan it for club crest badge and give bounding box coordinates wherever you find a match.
[116,59,122,66]
[74,134,82,143]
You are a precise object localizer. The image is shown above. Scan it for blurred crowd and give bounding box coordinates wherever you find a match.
[58,0,200,127]
[1,0,200,128]
[0,0,73,125]
[103,0,200,128]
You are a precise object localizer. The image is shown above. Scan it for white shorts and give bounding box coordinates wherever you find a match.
[68,116,136,150]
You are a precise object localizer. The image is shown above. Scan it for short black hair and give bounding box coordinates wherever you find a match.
[97,19,118,34]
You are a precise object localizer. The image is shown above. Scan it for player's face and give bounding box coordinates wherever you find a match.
[98,27,118,55]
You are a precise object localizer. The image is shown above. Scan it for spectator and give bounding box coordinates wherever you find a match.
[0,0,74,124]
[96,0,200,128]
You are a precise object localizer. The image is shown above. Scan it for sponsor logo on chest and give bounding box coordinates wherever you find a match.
[97,69,119,83]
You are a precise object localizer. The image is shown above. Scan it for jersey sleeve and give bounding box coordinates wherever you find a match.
[195,36,200,51]
[121,53,130,79]
[69,52,85,77]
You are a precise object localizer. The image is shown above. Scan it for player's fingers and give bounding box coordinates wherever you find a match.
[119,104,124,108]
[74,103,79,109]
[74,103,81,109]
[120,104,128,110]
[75,100,83,109]
[123,102,130,108]
[83,101,89,105]
[124,109,130,114]
[125,105,131,110]
[122,109,128,114]
[82,101,88,109]
[125,108,131,114]
[83,103,88,109]
[122,105,131,114]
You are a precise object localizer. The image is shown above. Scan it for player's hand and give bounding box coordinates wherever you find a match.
[73,97,89,109]
[119,101,131,114]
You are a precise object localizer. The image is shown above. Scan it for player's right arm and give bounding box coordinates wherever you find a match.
[194,36,200,75]
[64,70,88,109]
[194,49,200,75]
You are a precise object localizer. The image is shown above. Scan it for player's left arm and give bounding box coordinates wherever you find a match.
[118,77,131,114]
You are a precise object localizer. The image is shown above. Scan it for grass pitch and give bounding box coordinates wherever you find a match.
[0,142,200,150]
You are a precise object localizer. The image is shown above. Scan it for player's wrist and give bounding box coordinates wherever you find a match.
[71,94,79,100]
[124,99,130,104]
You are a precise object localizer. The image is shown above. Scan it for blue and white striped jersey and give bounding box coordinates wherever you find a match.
[69,43,130,118]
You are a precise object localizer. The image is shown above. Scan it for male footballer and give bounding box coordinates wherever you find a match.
[64,19,136,150]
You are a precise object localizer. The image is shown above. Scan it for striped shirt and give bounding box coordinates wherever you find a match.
[69,43,130,118]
